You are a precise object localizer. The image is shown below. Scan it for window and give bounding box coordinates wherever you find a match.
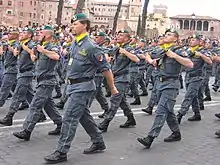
[29,13,32,18]
[40,14,44,20]
[21,1,24,7]
[66,12,68,15]
[0,0,3,5]
[28,21,31,26]
[20,12,23,16]
[8,0,12,6]
[49,4,52,8]
[30,1,32,5]
[34,1,36,6]
[33,13,36,18]
[7,10,12,15]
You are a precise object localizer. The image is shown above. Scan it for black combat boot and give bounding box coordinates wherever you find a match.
[98,110,108,118]
[55,101,65,109]
[0,112,15,126]
[119,114,136,128]
[130,97,141,105]
[203,96,212,101]
[139,91,148,96]
[44,150,67,164]
[83,142,106,154]
[53,93,62,99]
[48,124,62,135]
[215,113,220,119]
[188,114,201,121]
[142,106,153,115]
[18,102,29,110]
[13,130,31,141]
[215,130,220,137]
[137,135,155,149]
[164,132,181,142]
[98,119,110,132]
[177,113,183,124]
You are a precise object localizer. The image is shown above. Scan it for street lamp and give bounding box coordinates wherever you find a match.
[191,13,196,33]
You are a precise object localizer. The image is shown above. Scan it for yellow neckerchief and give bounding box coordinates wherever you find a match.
[159,44,165,49]
[76,32,88,43]
[21,39,30,45]
[8,40,16,45]
[53,41,59,46]
[66,41,72,46]
[130,44,136,48]
[42,41,49,46]
[190,45,199,53]
[163,43,175,51]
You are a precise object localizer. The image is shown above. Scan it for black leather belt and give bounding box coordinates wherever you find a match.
[159,76,178,82]
[113,70,129,77]
[19,68,33,73]
[68,77,93,84]
[36,75,55,82]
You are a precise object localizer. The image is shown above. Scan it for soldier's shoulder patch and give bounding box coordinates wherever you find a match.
[97,54,103,61]
[78,49,87,56]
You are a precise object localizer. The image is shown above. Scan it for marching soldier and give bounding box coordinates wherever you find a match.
[13,25,63,140]
[98,29,139,132]
[177,34,212,124]
[137,29,193,149]
[44,14,118,164]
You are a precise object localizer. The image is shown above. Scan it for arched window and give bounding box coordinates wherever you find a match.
[203,21,209,31]
[197,21,202,31]
[190,20,196,30]
[183,20,189,29]
[178,20,183,29]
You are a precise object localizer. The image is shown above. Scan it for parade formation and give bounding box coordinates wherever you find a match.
[1,13,220,164]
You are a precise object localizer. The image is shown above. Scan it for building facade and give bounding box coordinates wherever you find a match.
[170,14,220,39]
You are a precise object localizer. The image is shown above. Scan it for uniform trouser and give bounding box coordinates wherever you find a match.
[148,76,159,107]
[88,76,109,111]
[145,66,154,88]
[23,84,62,132]
[130,72,140,99]
[9,76,34,113]
[104,82,133,121]
[148,88,179,137]
[56,90,103,154]
[215,66,220,86]
[60,83,68,104]
[0,62,4,86]
[103,77,110,94]
[179,74,183,87]
[178,81,202,116]
[139,70,147,93]
[204,73,211,98]
[0,73,17,107]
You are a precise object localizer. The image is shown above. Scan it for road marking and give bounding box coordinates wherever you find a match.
[0,102,220,130]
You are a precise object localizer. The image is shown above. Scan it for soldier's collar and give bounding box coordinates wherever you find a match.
[190,45,200,53]
[8,40,16,45]
[42,41,49,46]
[163,43,175,51]
[76,32,88,43]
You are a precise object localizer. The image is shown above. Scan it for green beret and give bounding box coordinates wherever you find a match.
[23,27,34,34]
[190,34,201,40]
[9,28,19,34]
[165,28,179,37]
[105,37,111,42]
[139,39,146,43]
[94,31,106,37]
[131,35,138,40]
[71,13,89,23]
[43,25,53,31]
[118,29,130,34]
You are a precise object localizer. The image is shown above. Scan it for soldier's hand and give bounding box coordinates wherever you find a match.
[166,50,177,58]
[30,54,37,61]
[110,86,119,95]
[13,47,19,56]
[36,45,45,53]
[0,46,3,55]
[62,48,68,55]
[21,43,29,51]
[149,59,158,67]
[119,48,126,55]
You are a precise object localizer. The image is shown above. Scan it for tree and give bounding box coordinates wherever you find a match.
[75,0,86,14]
[141,0,150,37]
[136,15,141,36]
[112,0,123,36]
[56,0,64,25]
